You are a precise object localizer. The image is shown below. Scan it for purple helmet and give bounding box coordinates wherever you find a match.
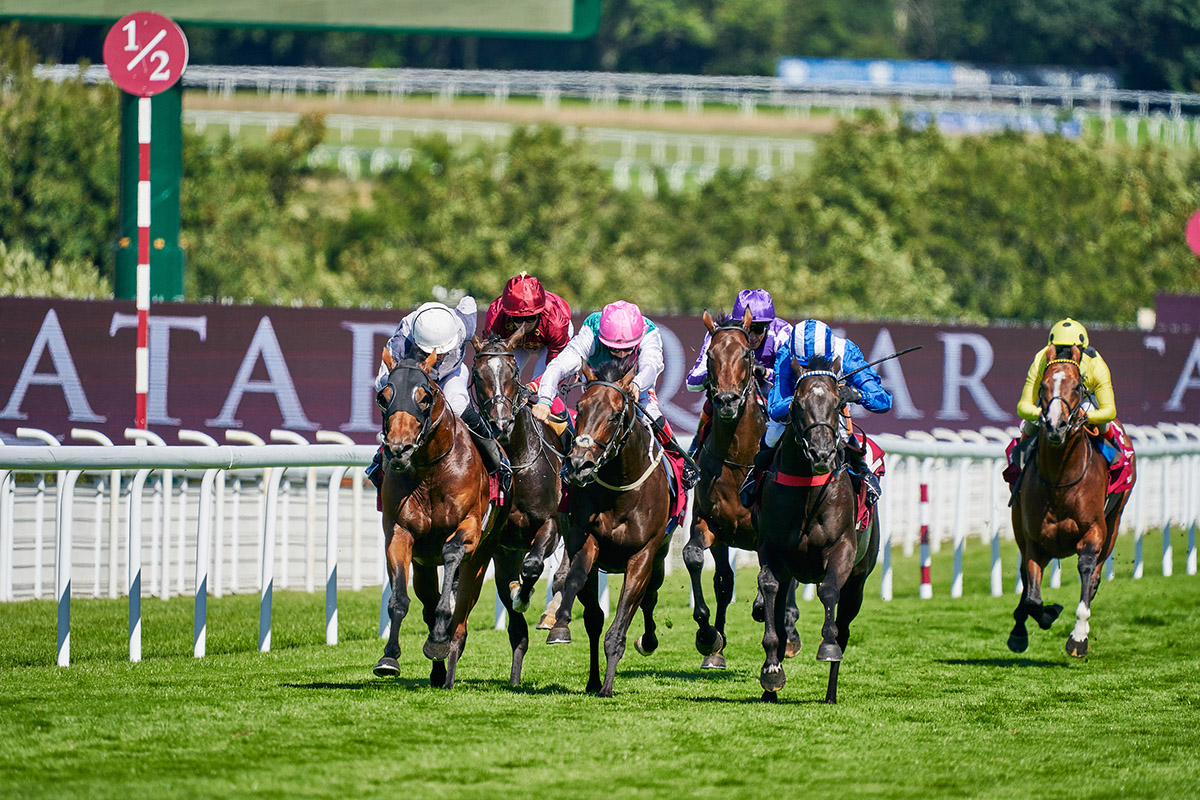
[731,289,775,323]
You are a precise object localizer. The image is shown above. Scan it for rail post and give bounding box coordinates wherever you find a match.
[71,429,122,598]
[919,457,933,599]
[55,470,82,667]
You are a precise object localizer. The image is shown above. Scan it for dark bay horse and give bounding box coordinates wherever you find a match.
[757,355,878,704]
[1009,345,1135,657]
[684,309,800,669]
[548,359,673,697]
[470,325,566,685]
[373,349,502,689]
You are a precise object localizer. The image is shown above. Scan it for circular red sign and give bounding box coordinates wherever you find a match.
[1187,210,1200,257]
[103,12,189,96]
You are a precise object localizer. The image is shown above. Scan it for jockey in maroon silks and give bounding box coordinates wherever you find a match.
[685,288,792,457]
[483,273,573,405]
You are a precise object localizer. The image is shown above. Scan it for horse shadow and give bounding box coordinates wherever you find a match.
[936,657,1068,668]
[282,678,577,694]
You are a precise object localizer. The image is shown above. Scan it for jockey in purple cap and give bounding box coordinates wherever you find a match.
[685,289,792,454]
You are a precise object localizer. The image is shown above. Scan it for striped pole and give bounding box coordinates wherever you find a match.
[919,458,932,599]
[135,95,151,430]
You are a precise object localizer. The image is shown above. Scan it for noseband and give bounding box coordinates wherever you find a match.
[788,369,843,466]
[1039,359,1087,436]
[471,348,524,432]
[569,379,636,477]
[378,363,452,466]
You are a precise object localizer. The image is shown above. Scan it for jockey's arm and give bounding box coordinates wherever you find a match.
[1016,351,1046,422]
[1084,351,1117,425]
[453,295,478,339]
[766,337,796,422]
[632,327,665,395]
[843,341,893,413]
[685,332,713,392]
[537,324,594,404]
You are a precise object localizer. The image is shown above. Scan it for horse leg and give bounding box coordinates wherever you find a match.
[517,515,558,613]
[599,548,654,698]
[682,517,722,658]
[412,563,446,687]
[423,533,466,662]
[493,549,530,685]
[581,569,604,693]
[1067,536,1103,658]
[815,539,856,664]
[710,541,734,666]
[783,578,802,659]
[443,522,490,690]
[374,530,413,677]
[539,543,569,630]
[1024,552,1062,630]
[635,550,667,657]
[826,571,868,705]
[547,533,599,645]
[758,550,787,698]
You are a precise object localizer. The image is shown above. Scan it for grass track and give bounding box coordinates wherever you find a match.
[2,535,1198,799]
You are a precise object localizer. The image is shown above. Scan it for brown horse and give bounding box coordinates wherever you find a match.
[756,355,878,704]
[373,349,502,688]
[684,309,800,669]
[548,358,674,697]
[469,325,566,685]
[1009,345,1135,657]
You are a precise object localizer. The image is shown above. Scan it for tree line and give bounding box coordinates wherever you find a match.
[2,31,1198,326]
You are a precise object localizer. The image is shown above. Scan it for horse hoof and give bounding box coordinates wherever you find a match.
[784,633,802,659]
[536,613,555,630]
[695,628,725,656]
[761,690,778,703]
[701,652,727,670]
[760,664,786,692]
[1007,633,1029,653]
[546,626,572,645]
[372,657,400,678]
[598,686,614,698]
[510,582,530,613]
[586,680,602,693]
[816,641,843,662]
[1066,637,1089,658]
[635,634,658,656]
[430,661,447,688]
[1037,604,1064,630]
[423,638,451,661]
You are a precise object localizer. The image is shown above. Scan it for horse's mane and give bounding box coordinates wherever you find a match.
[594,353,638,383]
[802,354,835,373]
[477,332,507,352]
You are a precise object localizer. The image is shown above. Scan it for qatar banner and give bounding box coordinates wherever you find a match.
[1,297,1198,445]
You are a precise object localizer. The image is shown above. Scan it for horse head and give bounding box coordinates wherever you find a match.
[562,358,637,486]
[1039,344,1086,446]
[470,320,533,445]
[704,307,757,421]
[787,354,843,474]
[377,348,443,473]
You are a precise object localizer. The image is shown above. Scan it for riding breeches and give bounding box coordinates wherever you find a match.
[438,361,472,416]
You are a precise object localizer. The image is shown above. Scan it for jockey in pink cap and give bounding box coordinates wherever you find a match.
[532,300,698,487]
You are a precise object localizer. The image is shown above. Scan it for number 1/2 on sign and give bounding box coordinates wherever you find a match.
[121,22,172,83]
[103,12,189,97]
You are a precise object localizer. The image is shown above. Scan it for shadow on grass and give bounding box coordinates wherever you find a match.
[677,693,826,705]
[937,657,1067,668]
[615,668,741,681]
[283,678,578,694]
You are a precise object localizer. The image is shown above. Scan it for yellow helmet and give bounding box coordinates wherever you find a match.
[1049,318,1089,348]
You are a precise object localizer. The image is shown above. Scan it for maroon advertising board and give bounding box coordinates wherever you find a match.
[2,297,1198,445]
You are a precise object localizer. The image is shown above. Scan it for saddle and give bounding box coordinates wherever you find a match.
[1003,428,1134,506]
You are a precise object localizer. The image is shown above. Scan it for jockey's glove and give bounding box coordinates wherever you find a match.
[838,384,862,406]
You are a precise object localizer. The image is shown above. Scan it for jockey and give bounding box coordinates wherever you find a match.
[366,296,509,489]
[531,300,698,488]
[1010,318,1122,471]
[685,288,792,452]
[740,319,892,508]
[483,272,574,383]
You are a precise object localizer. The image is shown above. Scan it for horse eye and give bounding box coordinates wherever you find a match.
[376,390,389,409]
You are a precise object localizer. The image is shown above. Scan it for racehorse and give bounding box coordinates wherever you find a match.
[683,309,800,669]
[470,324,566,685]
[373,349,502,689]
[548,358,674,697]
[1009,345,1136,657]
[756,355,878,704]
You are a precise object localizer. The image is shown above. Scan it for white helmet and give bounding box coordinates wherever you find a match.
[412,304,459,355]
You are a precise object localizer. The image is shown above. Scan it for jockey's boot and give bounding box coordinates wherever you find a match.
[846,446,881,507]
[365,446,384,491]
[651,416,699,489]
[739,442,777,508]
[462,407,512,494]
[688,406,711,461]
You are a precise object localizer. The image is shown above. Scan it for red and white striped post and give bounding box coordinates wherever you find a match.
[135,96,151,429]
[919,458,933,599]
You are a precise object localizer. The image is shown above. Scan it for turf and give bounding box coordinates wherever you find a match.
[1,533,1197,799]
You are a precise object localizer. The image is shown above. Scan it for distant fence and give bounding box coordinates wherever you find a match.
[1,423,1196,666]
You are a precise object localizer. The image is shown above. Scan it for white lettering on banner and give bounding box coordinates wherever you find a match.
[110,313,207,426]
[0,309,105,423]
[656,325,701,431]
[1165,338,1200,412]
[867,328,923,420]
[340,320,397,432]
[936,332,1009,421]
[206,316,317,430]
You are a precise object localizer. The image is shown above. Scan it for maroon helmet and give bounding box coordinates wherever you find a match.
[500,272,546,316]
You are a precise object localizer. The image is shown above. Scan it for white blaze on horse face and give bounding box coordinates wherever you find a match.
[1046,372,1066,427]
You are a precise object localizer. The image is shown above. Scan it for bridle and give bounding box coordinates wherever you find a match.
[470,346,554,471]
[787,369,844,468]
[701,325,760,471]
[1036,358,1093,489]
[377,362,454,469]
[567,379,663,491]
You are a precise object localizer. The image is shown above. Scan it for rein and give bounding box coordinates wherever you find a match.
[380,364,455,470]
[570,378,663,492]
[1034,357,1094,489]
[471,348,554,472]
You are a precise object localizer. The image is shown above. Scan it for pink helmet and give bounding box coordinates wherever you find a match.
[598,301,646,349]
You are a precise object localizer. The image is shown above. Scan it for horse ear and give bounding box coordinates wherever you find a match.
[792,356,801,375]
[469,335,484,354]
[582,363,598,382]
[382,347,397,371]
[1043,344,1056,361]
[702,310,716,334]
[618,365,637,391]
[505,319,533,350]
[1070,345,1082,363]
[742,307,753,331]
[419,350,438,374]
[832,355,842,375]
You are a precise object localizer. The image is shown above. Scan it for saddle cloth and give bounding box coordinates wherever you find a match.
[1002,425,1134,496]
